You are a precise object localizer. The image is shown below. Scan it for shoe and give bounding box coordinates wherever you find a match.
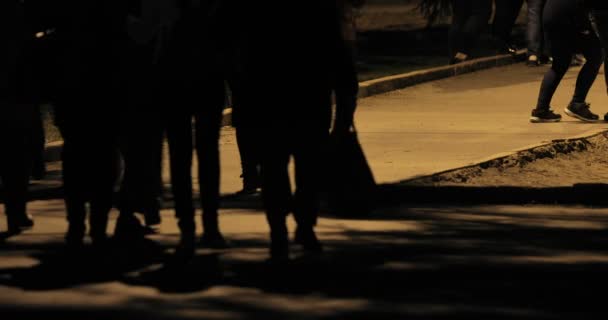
[449,52,468,65]
[65,223,85,249]
[530,108,562,123]
[539,55,552,65]
[174,234,196,261]
[604,113,608,122]
[571,54,586,66]
[564,101,599,122]
[237,173,261,195]
[200,232,229,249]
[113,214,146,241]
[7,213,34,234]
[294,227,323,253]
[527,55,540,67]
[502,43,519,56]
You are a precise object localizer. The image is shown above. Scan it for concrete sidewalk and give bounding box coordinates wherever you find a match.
[356,62,608,185]
[32,62,608,198]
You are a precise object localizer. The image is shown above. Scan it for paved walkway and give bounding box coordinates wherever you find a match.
[3,63,608,318]
[357,63,608,183]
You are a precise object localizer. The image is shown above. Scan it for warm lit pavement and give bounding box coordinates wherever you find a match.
[3,63,608,318]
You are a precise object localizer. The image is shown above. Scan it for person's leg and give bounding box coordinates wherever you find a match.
[493,0,525,52]
[460,0,493,58]
[564,29,603,121]
[89,138,119,246]
[260,132,292,261]
[448,0,470,62]
[166,110,196,252]
[30,105,46,180]
[235,125,262,193]
[292,130,327,253]
[58,116,88,247]
[527,0,546,64]
[590,9,608,92]
[194,91,226,246]
[0,104,34,234]
[531,25,573,122]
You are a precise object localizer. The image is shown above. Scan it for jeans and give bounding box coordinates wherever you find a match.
[527,0,549,56]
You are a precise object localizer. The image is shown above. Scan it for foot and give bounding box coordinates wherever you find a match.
[449,52,468,65]
[565,101,599,122]
[7,213,34,234]
[174,235,196,261]
[527,54,540,67]
[501,43,519,55]
[530,108,562,123]
[200,232,229,249]
[113,215,146,241]
[294,227,323,253]
[65,224,85,249]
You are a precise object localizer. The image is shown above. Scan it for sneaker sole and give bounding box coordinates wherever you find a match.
[564,108,599,122]
[530,116,561,123]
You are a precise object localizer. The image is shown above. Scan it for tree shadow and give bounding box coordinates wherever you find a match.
[1,201,608,318]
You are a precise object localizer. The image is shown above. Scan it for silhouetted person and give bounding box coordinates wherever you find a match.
[0,1,37,235]
[52,1,127,247]
[449,0,492,64]
[162,0,228,257]
[113,0,170,241]
[492,0,524,54]
[236,1,359,261]
[530,0,603,123]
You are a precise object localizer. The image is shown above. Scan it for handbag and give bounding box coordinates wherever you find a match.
[325,127,377,217]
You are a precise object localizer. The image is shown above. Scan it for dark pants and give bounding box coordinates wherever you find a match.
[31,105,46,179]
[590,9,608,93]
[449,0,492,57]
[119,46,164,226]
[236,125,261,188]
[118,108,163,225]
[0,104,33,225]
[55,105,119,240]
[527,0,549,57]
[536,0,603,109]
[165,98,224,235]
[493,0,525,45]
[261,128,327,242]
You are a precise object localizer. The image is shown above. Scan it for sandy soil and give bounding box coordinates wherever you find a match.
[407,132,608,188]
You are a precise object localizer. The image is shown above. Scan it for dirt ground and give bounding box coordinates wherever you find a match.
[407,132,608,188]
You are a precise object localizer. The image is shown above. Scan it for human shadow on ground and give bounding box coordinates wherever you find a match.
[2,202,608,319]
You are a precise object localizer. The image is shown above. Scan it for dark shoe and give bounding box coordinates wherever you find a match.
[294,227,323,253]
[200,232,229,249]
[604,113,608,122]
[238,173,262,195]
[65,223,85,248]
[174,234,196,261]
[530,108,562,123]
[31,164,47,180]
[143,209,161,227]
[501,43,519,56]
[565,102,599,122]
[270,226,289,262]
[113,215,146,241]
[7,213,34,234]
